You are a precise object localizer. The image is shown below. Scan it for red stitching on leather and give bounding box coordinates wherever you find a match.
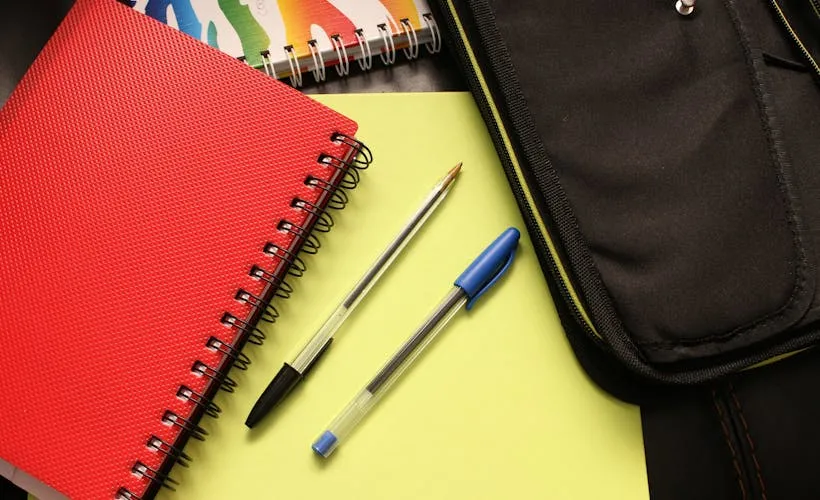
[713,390,748,500]
[729,384,768,500]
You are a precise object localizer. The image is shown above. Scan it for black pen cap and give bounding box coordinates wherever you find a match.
[245,363,302,428]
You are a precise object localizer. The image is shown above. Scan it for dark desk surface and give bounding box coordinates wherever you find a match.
[0,3,463,499]
[0,0,465,108]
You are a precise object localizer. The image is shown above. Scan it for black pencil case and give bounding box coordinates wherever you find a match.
[429,0,820,394]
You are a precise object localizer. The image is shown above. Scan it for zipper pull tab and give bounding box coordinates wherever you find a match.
[675,0,696,15]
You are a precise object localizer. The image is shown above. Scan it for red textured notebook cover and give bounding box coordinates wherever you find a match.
[0,0,362,499]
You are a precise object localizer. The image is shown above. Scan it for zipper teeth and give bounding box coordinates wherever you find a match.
[441,0,599,342]
[770,0,820,77]
[811,0,820,21]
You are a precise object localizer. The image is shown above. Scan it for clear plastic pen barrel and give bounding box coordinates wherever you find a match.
[292,180,455,374]
[312,287,468,458]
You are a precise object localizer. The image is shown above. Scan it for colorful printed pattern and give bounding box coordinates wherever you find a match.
[131,0,432,67]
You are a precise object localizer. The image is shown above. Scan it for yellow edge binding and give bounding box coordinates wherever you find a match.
[445,0,598,337]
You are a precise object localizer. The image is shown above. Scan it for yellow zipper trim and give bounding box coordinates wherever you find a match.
[810,0,820,22]
[745,348,806,371]
[444,0,598,336]
[771,0,820,76]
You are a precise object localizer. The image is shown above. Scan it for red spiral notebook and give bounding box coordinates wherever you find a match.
[0,1,370,499]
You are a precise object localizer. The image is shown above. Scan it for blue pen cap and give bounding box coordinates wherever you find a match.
[455,227,520,309]
[312,430,339,458]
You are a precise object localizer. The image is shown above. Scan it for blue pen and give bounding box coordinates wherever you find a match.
[312,227,521,458]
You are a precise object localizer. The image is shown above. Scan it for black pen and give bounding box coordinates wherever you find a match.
[245,163,462,428]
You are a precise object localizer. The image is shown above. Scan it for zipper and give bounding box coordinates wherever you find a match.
[441,0,601,343]
[769,0,820,77]
[812,0,820,20]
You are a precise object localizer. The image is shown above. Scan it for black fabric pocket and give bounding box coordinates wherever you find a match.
[436,0,820,380]
[489,0,816,363]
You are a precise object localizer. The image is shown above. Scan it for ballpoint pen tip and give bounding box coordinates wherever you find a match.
[438,162,461,191]
[444,163,462,186]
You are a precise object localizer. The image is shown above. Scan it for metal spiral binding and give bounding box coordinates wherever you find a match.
[162,411,209,441]
[354,28,373,71]
[317,149,371,190]
[118,135,372,499]
[236,287,280,323]
[146,436,193,468]
[264,242,308,277]
[304,176,349,210]
[249,265,294,298]
[399,18,420,60]
[291,198,334,233]
[116,487,142,500]
[191,359,239,392]
[284,45,303,87]
[260,50,277,79]
[377,23,398,65]
[307,39,327,82]
[239,12,441,87]
[422,13,443,54]
[277,219,322,254]
[206,336,252,370]
[177,386,222,419]
[221,313,267,346]
[131,462,180,491]
[331,34,350,77]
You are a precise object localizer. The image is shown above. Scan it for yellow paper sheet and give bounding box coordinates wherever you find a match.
[158,92,648,500]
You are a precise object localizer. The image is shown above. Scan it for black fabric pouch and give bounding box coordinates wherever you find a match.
[429,0,820,388]
[429,0,820,498]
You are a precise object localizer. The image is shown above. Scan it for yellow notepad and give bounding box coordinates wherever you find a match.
[159,92,648,500]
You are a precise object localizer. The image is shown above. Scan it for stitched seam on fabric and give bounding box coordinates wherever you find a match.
[634,0,811,352]
[728,384,768,500]
[718,0,808,337]
[713,390,748,500]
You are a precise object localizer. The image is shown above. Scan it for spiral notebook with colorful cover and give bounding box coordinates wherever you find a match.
[128,0,442,87]
[0,0,370,499]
